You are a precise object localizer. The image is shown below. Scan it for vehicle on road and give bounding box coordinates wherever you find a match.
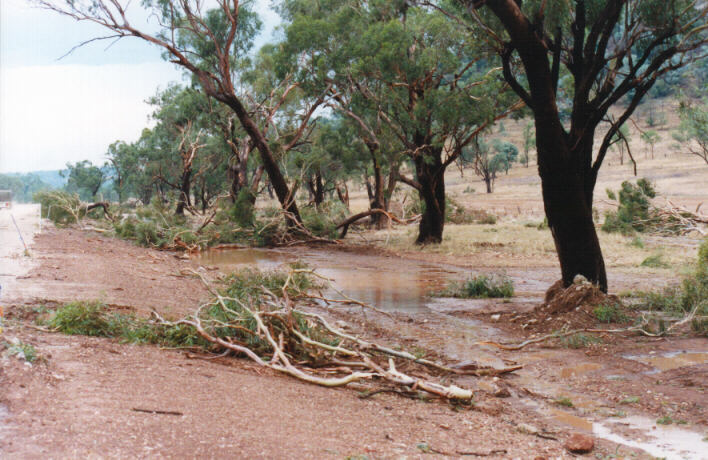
[0,190,12,209]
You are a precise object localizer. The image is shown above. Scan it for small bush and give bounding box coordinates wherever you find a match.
[477,214,497,225]
[640,253,669,268]
[3,339,38,363]
[554,397,574,407]
[593,302,629,323]
[301,202,348,239]
[602,178,656,235]
[437,274,514,299]
[630,236,645,248]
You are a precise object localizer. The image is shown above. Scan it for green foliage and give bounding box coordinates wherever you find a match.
[677,98,708,163]
[602,179,657,235]
[620,396,640,404]
[553,397,574,407]
[34,190,85,226]
[3,339,38,363]
[437,274,514,299]
[640,253,669,268]
[300,202,348,239]
[229,189,256,227]
[630,236,645,248]
[113,202,200,250]
[45,300,209,348]
[593,302,629,323]
[635,238,708,334]
[62,160,106,201]
[0,173,54,203]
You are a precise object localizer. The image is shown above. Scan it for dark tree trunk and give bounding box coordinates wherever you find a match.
[484,175,492,193]
[336,183,349,209]
[538,136,608,292]
[313,172,324,207]
[369,149,387,228]
[222,95,301,224]
[414,148,446,244]
[175,169,192,216]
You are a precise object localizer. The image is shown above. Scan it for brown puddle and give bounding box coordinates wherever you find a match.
[193,248,461,312]
[559,362,603,378]
[624,351,708,373]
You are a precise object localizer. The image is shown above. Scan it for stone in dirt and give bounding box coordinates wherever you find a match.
[563,432,594,453]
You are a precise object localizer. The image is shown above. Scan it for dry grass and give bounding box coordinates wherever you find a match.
[369,221,699,271]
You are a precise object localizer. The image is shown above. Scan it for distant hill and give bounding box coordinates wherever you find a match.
[7,169,66,188]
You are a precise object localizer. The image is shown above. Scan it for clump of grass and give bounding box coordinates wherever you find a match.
[640,253,669,268]
[437,274,514,299]
[593,302,629,323]
[44,266,321,353]
[3,339,38,363]
[560,333,602,349]
[630,236,645,248]
[554,396,574,407]
[620,396,640,404]
[477,214,498,225]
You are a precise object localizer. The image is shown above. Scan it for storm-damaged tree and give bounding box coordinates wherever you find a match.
[38,0,329,226]
[279,0,520,243]
[446,0,708,290]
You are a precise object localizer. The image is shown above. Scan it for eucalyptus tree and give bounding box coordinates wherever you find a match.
[62,160,106,201]
[278,0,519,243]
[446,0,708,290]
[38,0,326,225]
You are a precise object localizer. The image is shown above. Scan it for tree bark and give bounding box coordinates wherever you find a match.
[221,95,301,224]
[414,148,446,244]
[369,147,387,228]
[175,169,192,216]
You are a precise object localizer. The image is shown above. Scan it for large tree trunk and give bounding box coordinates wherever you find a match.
[538,137,608,292]
[175,169,192,216]
[414,148,446,244]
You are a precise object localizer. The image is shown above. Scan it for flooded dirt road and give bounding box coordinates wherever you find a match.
[2,229,707,458]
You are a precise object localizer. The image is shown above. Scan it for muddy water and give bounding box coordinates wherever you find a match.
[623,350,708,373]
[194,248,462,312]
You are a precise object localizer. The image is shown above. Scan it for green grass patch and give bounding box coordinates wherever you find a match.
[640,253,669,268]
[436,274,514,299]
[554,397,574,407]
[593,302,629,323]
[620,396,640,404]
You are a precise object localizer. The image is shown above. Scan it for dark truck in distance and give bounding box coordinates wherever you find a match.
[0,190,12,209]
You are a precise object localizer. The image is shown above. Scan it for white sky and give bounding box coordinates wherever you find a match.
[0,0,280,173]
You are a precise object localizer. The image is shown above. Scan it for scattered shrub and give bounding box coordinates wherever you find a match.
[602,179,656,235]
[630,236,645,248]
[3,339,38,363]
[437,274,514,299]
[640,253,669,268]
[635,238,708,335]
[477,214,498,225]
[593,302,629,323]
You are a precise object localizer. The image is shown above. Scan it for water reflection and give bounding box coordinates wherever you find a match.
[193,248,458,312]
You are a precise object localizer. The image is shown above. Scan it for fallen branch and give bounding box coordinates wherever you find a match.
[131,407,183,416]
[152,267,486,401]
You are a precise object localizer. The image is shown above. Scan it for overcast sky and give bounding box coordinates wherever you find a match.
[0,0,280,173]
